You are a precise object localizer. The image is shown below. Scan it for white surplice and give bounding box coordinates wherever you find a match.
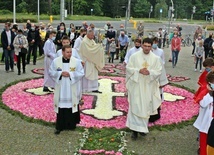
[152,47,168,101]
[193,93,213,133]
[124,46,142,64]
[43,39,57,88]
[126,50,162,133]
[152,47,165,64]
[73,36,84,52]
[49,56,84,113]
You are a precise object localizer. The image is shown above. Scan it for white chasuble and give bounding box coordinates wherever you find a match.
[126,50,162,133]
[79,36,105,92]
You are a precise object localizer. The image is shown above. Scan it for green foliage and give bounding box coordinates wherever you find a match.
[0,13,37,23]
[16,0,28,13]
[133,0,151,18]
[154,0,167,19]
[82,128,121,150]
[0,0,211,20]
[0,9,12,14]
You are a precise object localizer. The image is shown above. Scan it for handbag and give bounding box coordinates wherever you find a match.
[21,48,28,54]
[18,37,28,54]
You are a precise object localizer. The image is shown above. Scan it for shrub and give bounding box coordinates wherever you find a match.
[0,18,37,23]
[204,25,214,30]
[0,10,12,14]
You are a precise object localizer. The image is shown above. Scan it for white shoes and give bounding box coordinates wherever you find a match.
[195,69,202,73]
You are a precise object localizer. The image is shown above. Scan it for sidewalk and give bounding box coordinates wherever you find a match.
[0,45,199,155]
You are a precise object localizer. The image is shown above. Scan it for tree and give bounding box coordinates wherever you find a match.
[133,0,151,18]
[16,0,28,13]
[154,0,167,19]
[73,0,88,15]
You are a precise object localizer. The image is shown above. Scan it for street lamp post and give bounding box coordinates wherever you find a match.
[125,7,128,31]
[212,0,214,24]
[127,0,131,20]
[38,0,40,23]
[71,0,73,16]
[60,0,65,22]
[91,9,93,16]
[13,0,16,23]
[149,6,153,19]
[167,0,174,35]
[121,6,128,31]
[191,6,196,21]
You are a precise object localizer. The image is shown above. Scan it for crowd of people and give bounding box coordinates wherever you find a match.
[1,20,214,154]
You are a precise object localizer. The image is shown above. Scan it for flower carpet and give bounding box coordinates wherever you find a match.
[32,64,190,82]
[2,76,198,128]
[1,75,198,154]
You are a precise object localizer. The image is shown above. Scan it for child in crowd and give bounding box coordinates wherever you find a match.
[193,71,214,155]
[194,33,204,64]
[194,58,214,104]
[108,38,117,63]
[195,40,204,72]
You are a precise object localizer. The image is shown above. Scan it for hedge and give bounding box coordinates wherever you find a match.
[0,18,37,23]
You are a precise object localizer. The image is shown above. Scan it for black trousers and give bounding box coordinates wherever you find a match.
[38,40,45,56]
[119,45,127,62]
[56,107,80,131]
[205,48,210,59]
[207,119,214,147]
[1,50,4,61]
[17,52,26,72]
[27,44,37,64]
[192,42,195,55]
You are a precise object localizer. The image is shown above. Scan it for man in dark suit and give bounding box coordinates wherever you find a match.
[1,22,16,72]
[55,25,67,50]
[26,23,40,65]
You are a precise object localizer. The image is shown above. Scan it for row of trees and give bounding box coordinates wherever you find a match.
[0,0,213,20]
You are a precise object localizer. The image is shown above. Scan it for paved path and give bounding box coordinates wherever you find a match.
[0,45,200,155]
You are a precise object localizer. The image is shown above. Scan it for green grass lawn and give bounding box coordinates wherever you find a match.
[0,13,120,23]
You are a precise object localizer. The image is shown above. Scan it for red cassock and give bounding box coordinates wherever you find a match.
[193,70,209,104]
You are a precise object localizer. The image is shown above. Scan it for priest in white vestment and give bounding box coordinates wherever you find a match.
[49,45,84,135]
[79,29,105,93]
[126,38,162,140]
[43,31,57,92]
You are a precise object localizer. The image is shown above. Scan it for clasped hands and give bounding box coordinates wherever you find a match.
[139,68,149,75]
[61,71,70,77]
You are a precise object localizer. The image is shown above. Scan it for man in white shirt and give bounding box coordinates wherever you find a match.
[149,37,168,123]
[152,37,165,64]
[56,36,81,60]
[73,28,87,52]
[123,39,142,65]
